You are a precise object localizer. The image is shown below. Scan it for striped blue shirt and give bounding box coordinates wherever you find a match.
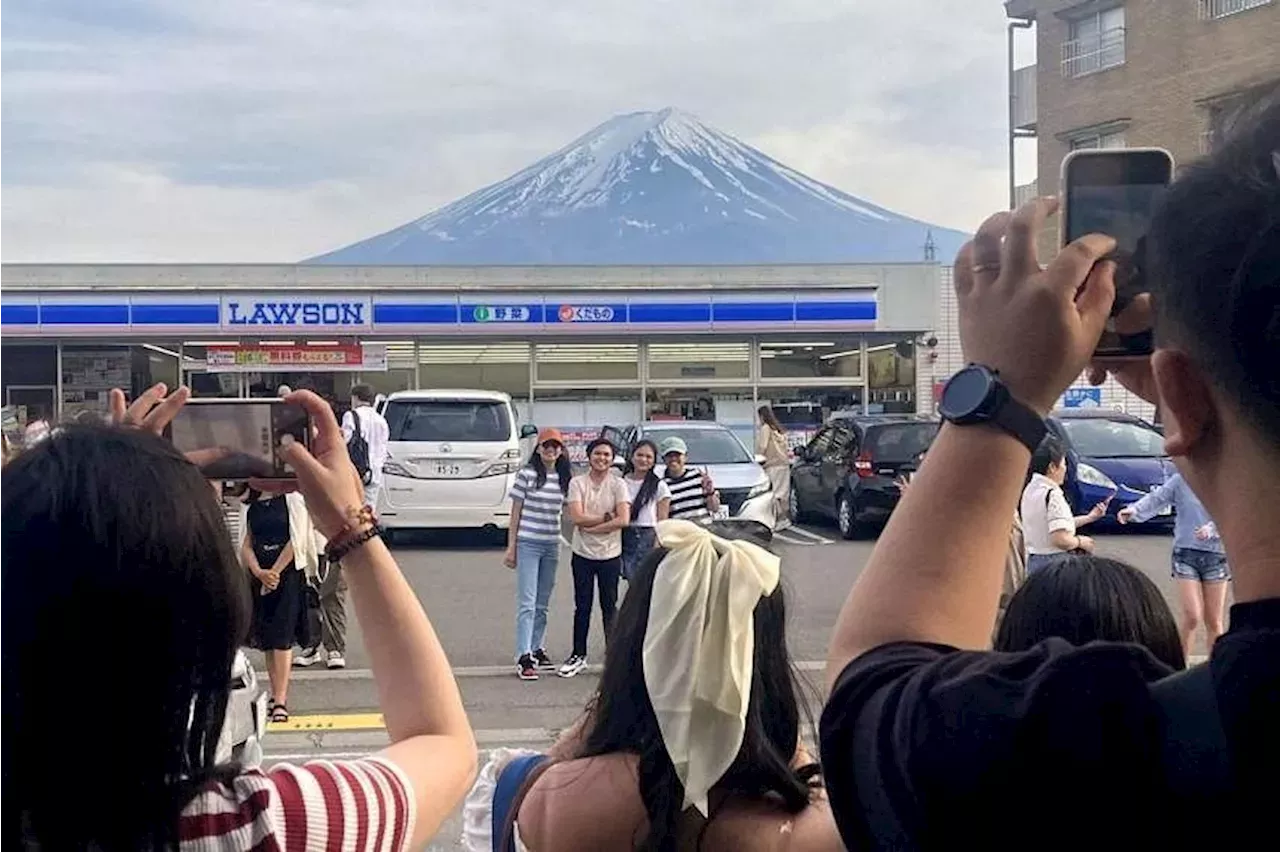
[509,467,567,542]
[1128,473,1224,554]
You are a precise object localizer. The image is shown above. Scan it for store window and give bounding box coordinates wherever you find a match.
[418,342,530,403]
[59,346,134,419]
[535,343,639,383]
[866,337,917,414]
[647,342,750,382]
[1,344,57,427]
[531,387,642,464]
[645,386,754,448]
[758,388,863,455]
[759,337,862,381]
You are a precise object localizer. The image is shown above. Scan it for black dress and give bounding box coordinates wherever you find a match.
[247,495,305,651]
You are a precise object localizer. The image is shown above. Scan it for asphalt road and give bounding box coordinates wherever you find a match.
[250,522,1192,850]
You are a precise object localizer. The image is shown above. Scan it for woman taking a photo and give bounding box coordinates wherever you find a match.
[504,428,573,681]
[4,384,476,850]
[239,485,322,722]
[756,405,792,529]
[621,439,671,582]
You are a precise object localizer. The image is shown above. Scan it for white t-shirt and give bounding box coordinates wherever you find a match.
[1020,473,1076,555]
[341,405,390,485]
[624,476,672,527]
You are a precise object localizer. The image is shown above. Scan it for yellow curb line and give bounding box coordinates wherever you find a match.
[270,713,385,732]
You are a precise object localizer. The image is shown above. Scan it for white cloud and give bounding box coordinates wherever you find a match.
[1,0,1014,261]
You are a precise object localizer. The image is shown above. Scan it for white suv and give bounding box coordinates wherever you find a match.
[378,389,536,535]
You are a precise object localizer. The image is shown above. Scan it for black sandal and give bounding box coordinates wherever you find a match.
[269,703,289,723]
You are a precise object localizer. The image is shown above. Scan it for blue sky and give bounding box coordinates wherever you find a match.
[1,0,1035,261]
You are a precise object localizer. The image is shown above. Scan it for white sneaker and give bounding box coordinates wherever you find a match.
[557,654,587,678]
[326,651,346,670]
[293,647,322,667]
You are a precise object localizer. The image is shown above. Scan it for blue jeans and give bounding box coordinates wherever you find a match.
[1027,552,1065,574]
[515,538,560,659]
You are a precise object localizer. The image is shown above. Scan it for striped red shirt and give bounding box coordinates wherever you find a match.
[179,758,415,851]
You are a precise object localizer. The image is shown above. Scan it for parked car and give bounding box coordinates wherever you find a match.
[790,414,939,539]
[1046,409,1174,526]
[599,421,776,528]
[378,389,538,536]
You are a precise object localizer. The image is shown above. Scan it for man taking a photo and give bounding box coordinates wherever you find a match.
[820,94,1278,849]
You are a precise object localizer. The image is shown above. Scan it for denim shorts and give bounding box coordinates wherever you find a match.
[1172,547,1231,583]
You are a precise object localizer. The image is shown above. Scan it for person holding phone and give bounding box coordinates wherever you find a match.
[1019,436,1110,573]
[5,384,476,850]
[661,436,721,522]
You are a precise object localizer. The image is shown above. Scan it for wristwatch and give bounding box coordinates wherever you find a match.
[937,364,1047,453]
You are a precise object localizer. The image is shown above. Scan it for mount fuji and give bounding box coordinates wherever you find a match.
[307,108,968,265]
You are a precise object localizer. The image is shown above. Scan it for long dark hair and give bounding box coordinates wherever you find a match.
[3,425,251,850]
[758,405,784,434]
[995,554,1186,671]
[574,521,819,851]
[626,439,663,522]
[528,446,572,494]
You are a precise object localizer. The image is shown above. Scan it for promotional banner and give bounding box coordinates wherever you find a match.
[205,343,388,373]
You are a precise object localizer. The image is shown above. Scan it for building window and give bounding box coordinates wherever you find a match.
[1069,128,1127,150]
[1200,0,1272,21]
[1061,5,1126,78]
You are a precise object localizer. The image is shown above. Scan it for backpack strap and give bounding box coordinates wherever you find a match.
[491,753,548,851]
[1149,662,1230,791]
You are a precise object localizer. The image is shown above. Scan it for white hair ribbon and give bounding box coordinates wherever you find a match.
[642,518,781,816]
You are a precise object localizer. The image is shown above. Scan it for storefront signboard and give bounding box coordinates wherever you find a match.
[1060,387,1103,408]
[205,343,388,373]
[220,297,373,330]
[555,304,625,323]
[462,304,539,324]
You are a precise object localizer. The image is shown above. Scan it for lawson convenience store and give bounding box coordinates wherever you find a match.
[0,263,943,454]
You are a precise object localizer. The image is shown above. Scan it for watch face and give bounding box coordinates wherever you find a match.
[940,366,993,420]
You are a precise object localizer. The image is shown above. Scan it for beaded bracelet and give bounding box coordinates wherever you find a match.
[326,523,384,562]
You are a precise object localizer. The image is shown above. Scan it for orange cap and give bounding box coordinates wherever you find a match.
[537,427,565,446]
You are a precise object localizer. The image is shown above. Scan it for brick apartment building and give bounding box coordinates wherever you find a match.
[973,0,1280,417]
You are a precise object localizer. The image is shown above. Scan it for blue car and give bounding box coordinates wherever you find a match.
[1045,409,1175,527]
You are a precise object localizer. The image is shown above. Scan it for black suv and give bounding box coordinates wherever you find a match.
[790,414,938,538]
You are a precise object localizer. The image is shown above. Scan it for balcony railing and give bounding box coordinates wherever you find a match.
[1200,0,1272,20]
[1061,27,1126,78]
[1012,65,1037,131]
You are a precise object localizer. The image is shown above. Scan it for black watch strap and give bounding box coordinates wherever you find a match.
[992,387,1048,453]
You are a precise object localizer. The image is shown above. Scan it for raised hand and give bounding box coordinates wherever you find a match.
[953,198,1118,414]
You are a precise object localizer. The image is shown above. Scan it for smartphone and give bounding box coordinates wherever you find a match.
[165,399,312,481]
[1060,147,1174,358]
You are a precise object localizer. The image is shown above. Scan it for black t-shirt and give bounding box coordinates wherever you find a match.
[818,598,1280,850]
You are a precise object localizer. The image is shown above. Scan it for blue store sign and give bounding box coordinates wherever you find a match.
[1061,387,1103,408]
[1,291,880,335]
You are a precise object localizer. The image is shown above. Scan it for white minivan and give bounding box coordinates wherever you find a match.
[377,389,537,536]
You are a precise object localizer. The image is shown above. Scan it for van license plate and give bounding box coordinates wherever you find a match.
[434,463,463,477]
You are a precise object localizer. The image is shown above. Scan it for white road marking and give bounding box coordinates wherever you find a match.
[780,525,835,544]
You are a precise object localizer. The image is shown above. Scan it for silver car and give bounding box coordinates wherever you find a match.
[602,422,776,528]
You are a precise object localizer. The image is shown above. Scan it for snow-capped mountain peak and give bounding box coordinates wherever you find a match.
[308,108,966,265]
